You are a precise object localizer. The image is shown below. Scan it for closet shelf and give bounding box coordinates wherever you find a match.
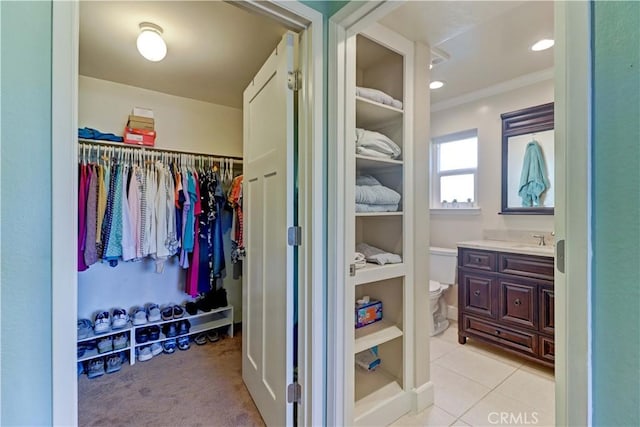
[354,368,403,423]
[356,155,403,170]
[78,138,243,162]
[133,315,233,348]
[355,211,403,217]
[77,322,132,344]
[355,263,405,285]
[354,320,402,354]
[78,346,129,363]
[355,97,403,129]
[136,305,232,329]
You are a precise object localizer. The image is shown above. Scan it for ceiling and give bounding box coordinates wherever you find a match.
[79,1,553,109]
[380,1,554,104]
[79,1,288,109]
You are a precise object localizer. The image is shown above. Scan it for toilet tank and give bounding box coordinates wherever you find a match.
[430,246,458,285]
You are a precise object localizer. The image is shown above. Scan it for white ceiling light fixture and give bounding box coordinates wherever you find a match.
[531,39,554,52]
[430,80,445,90]
[137,22,167,62]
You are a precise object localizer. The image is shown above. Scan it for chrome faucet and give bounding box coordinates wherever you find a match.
[533,234,545,246]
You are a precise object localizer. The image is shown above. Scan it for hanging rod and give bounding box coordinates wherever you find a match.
[78,138,243,162]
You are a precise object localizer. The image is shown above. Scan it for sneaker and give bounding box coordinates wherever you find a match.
[177,319,191,336]
[131,306,147,326]
[87,358,105,379]
[177,336,190,351]
[196,296,211,313]
[77,319,93,340]
[111,308,129,329]
[137,346,153,362]
[135,328,149,344]
[78,361,84,376]
[148,325,160,341]
[113,333,128,350]
[161,305,174,321]
[214,288,228,309]
[146,303,161,322]
[173,305,185,319]
[97,337,113,354]
[206,330,220,343]
[194,333,207,346]
[163,339,177,354]
[93,311,111,334]
[150,342,163,356]
[105,354,122,373]
[163,322,178,338]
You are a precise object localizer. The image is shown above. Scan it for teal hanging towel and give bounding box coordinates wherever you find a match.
[518,140,550,207]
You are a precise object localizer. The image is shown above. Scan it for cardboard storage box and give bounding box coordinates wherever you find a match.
[355,300,383,329]
[127,115,155,131]
[124,127,156,146]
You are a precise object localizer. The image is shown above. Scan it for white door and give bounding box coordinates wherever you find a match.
[242,32,298,427]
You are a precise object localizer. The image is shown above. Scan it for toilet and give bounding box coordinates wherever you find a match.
[429,246,458,336]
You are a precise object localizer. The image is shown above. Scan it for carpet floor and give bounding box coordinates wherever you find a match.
[78,332,265,427]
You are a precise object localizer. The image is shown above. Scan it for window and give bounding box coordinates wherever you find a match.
[431,129,478,209]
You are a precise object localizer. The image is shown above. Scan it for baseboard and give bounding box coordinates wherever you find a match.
[411,381,434,413]
[447,305,458,321]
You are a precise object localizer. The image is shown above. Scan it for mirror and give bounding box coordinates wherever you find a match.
[501,102,554,214]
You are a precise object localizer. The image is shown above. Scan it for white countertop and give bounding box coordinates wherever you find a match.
[457,240,555,257]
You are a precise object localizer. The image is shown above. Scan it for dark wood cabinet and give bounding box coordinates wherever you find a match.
[458,247,554,367]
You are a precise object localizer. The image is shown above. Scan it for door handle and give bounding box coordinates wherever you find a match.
[514,298,521,306]
[556,239,565,273]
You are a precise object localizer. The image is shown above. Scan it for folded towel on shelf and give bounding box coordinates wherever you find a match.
[355,128,401,159]
[354,252,367,269]
[356,242,402,265]
[355,175,401,206]
[356,86,403,109]
[356,203,399,213]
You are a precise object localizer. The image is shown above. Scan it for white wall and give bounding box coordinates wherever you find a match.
[78,76,242,156]
[77,76,243,322]
[430,79,555,249]
[430,79,554,308]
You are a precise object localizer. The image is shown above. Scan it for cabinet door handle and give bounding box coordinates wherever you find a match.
[514,298,522,306]
[473,290,481,297]
[495,330,501,335]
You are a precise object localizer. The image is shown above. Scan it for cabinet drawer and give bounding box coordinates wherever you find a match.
[539,285,555,335]
[498,253,554,281]
[498,279,538,329]
[462,314,538,356]
[539,336,555,362]
[459,270,497,319]
[459,248,497,271]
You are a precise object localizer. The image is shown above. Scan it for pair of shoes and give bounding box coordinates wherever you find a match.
[150,342,163,356]
[197,288,229,312]
[185,302,198,316]
[177,336,190,351]
[77,319,93,339]
[105,354,122,373]
[77,340,97,357]
[136,325,160,344]
[131,306,147,326]
[93,311,111,334]
[147,303,161,322]
[207,330,220,343]
[162,322,177,338]
[111,308,129,329]
[113,333,128,350]
[137,346,153,362]
[87,358,105,379]
[163,339,177,354]
[161,304,185,321]
[177,319,191,336]
[97,337,113,354]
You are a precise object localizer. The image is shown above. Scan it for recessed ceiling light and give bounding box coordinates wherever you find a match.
[430,80,445,90]
[531,39,554,51]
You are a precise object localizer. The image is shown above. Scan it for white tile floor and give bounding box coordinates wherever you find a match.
[393,322,555,427]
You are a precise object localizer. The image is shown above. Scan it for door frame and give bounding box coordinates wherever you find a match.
[51,2,323,426]
[327,1,591,426]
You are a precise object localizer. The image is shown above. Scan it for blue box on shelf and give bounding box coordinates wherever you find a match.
[355,299,383,329]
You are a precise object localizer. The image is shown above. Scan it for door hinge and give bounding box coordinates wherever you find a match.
[288,226,302,246]
[349,264,356,277]
[287,382,302,403]
[287,70,302,91]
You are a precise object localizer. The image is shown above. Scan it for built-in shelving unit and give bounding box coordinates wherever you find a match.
[345,23,415,426]
[77,306,233,369]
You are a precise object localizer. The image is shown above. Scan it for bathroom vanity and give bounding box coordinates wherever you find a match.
[457,241,555,367]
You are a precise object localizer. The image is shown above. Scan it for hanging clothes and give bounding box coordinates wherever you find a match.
[77,163,89,272]
[84,165,99,266]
